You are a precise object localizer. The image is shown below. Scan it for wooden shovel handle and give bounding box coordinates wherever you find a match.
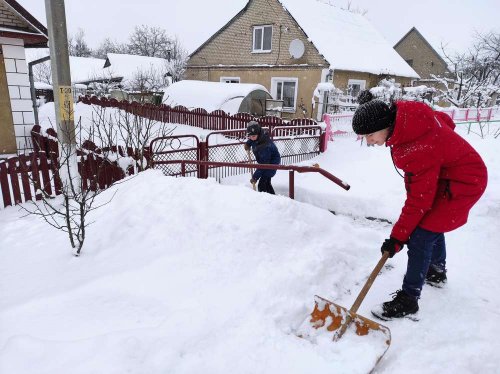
[350,251,390,315]
[334,251,390,341]
[246,149,256,191]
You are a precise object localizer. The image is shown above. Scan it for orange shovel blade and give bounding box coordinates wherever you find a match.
[297,296,391,367]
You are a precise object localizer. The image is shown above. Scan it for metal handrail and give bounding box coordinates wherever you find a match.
[151,159,350,199]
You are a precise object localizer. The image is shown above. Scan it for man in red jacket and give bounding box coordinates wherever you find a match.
[352,91,488,320]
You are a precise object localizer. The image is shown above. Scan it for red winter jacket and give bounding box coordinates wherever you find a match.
[386,101,488,243]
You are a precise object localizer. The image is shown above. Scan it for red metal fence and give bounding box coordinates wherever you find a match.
[150,127,324,182]
[78,95,318,132]
[0,126,143,209]
[150,160,350,199]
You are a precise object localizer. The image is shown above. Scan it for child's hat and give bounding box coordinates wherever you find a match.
[246,121,261,136]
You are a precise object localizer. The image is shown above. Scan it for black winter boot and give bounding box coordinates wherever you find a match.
[426,265,447,288]
[371,290,419,321]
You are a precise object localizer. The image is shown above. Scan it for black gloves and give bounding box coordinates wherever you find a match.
[381,237,404,258]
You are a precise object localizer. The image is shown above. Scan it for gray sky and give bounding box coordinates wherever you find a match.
[18,0,500,56]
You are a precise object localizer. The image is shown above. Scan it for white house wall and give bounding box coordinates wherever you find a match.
[1,36,34,152]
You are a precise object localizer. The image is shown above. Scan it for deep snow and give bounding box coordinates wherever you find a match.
[1,121,499,373]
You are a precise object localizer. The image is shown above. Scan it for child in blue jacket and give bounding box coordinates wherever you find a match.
[244,122,281,194]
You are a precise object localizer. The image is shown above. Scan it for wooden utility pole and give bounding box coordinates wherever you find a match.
[44,0,79,188]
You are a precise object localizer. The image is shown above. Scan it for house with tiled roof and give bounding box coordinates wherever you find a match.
[186,0,419,120]
[0,0,47,154]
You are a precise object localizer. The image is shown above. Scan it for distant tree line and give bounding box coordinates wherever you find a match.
[68,25,188,83]
[433,30,500,108]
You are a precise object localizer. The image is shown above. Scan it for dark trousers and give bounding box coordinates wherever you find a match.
[258,177,275,194]
[402,226,446,298]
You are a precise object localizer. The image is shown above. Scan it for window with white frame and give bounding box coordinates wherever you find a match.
[220,77,240,83]
[347,79,366,98]
[271,78,298,112]
[253,25,273,53]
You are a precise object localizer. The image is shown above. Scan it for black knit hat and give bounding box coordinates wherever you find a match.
[246,121,261,136]
[352,99,395,135]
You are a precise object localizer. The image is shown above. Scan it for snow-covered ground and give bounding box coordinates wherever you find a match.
[1,116,499,373]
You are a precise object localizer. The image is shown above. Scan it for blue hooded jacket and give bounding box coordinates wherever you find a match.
[246,131,281,180]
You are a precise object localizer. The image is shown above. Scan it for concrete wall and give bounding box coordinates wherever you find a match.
[0,37,35,153]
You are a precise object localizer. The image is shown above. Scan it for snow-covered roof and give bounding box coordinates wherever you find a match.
[34,81,52,90]
[25,49,106,84]
[102,53,170,83]
[162,80,270,113]
[279,0,420,78]
[26,50,172,87]
[69,56,107,83]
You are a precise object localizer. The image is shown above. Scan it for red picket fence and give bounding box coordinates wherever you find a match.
[78,95,317,132]
[0,126,147,209]
[0,152,60,207]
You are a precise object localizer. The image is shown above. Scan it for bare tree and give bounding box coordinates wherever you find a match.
[32,59,52,84]
[168,35,188,61]
[167,58,186,83]
[86,69,122,97]
[115,107,175,172]
[433,31,500,107]
[341,1,368,15]
[129,65,170,94]
[92,37,128,59]
[127,25,173,58]
[69,28,92,57]
[84,101,177,173]
[21,117,115,256]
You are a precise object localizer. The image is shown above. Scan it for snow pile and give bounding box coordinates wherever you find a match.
[0,125,499,373]
[162,80,270,113]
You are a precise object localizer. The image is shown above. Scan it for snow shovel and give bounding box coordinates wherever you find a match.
[246,149,256,191]
[298,252,391,367]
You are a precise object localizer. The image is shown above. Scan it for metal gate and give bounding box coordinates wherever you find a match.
[149,135,200,177]
[150,126,324,182]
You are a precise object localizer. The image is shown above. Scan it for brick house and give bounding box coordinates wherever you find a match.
[0,0,47,155]
[186,0,419,120]
[394,27,451,87]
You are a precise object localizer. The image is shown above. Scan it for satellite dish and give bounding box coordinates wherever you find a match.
[289,39,305,59]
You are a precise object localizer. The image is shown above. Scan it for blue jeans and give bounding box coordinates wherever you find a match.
[402,227,446,298]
